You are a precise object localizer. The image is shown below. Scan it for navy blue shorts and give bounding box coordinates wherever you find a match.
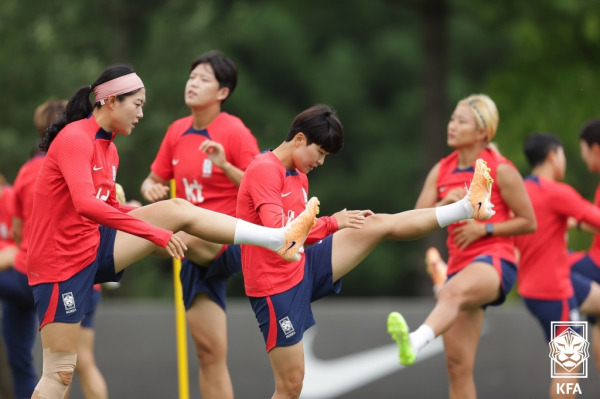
[523,296,580,342]
[571,253,600,285]
[448,255,516,307]
[180,245,242,311]
[81,288,102,329]
[32,226,121,329]
[249,236,341,352]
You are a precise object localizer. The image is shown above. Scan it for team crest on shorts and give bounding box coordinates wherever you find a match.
[279,316,296,338]
[62,292,77,314]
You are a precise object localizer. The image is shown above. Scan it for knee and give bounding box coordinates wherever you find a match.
[275,367,304,398]
[193,333,226,366]
[445,352,472,380]
[277,375,304,398]
[35,349,77,397]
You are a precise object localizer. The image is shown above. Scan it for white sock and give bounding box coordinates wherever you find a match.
[409,324,435,354]
[233,219,284,250]
[435,197,472,228]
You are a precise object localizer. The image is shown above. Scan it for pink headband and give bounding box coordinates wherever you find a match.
[92,73,144,104]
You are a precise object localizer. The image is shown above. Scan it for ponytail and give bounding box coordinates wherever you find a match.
[40,86,94,152]
[39,64,137,152]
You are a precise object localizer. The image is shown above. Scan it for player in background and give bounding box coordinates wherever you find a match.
[514,132,600,398]
[27,64,317,399]
[236,104,495,399]
[140,50,259,398]
[568,118,600,373]
[388,94,536,399]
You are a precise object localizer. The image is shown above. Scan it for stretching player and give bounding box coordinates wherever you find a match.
[388,94,536,399]
[236,104,495,399]
[27,65,317,399]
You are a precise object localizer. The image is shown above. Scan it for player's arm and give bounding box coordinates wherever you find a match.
[415,162,444,208]
[492,163,537,236]
[140,171,170,203]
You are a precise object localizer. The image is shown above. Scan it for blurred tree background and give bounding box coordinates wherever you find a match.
[1,0,599,299]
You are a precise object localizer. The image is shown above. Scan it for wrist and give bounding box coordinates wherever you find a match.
[485,223,494,237]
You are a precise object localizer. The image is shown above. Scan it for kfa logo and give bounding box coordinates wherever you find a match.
[62,292,77,314]
[549,321,589,378]
[549,321,588,395]
[279,316,296,338]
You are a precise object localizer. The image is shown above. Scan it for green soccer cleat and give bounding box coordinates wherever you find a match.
[387,311,416,366]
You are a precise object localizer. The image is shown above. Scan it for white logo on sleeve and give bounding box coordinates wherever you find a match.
[62,292,76,314]
[279,316,296,338]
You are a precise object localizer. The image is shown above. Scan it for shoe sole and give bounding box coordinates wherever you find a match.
[425,247,447,294]
[277,197,320,262]
[469,158,495,221]
[387,312,416,365]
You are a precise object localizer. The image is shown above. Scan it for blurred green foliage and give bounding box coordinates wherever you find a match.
[1,0,600,298]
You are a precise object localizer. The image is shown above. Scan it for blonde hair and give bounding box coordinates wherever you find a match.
[458,94,499,142]
[33,99,68,137]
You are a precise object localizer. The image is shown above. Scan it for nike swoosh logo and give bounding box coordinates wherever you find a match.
[282,192,292,197]
[286,241,297,251]
[301,323,489,398]
[477,201,482,212]
[172,159,180,165]
[93,165,103,171]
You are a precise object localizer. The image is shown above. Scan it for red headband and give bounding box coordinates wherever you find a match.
[92,73,144,104]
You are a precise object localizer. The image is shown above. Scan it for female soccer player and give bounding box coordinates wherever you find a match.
[27,64,316,399]
[140,50,259,399]
[236,104,494,399]
[387,94,536,399]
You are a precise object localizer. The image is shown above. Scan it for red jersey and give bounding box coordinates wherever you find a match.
[151,112,259,216]
[588,183,600,266]
[0,185,16,251]
[237,151,338,297]
[12,154,45,273]
[437,148,516,274]
[27,116,172,285]
[515,176,600,299]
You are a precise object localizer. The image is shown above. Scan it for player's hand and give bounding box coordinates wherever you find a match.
[450,219,485,250]
[333,209,373,230]
[165,233,188,259]
[142,183,170,203]
[200,140,228,169]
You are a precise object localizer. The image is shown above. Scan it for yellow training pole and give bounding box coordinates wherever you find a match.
[171,179,190,399]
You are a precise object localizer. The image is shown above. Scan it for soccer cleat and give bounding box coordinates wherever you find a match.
[277,197,320,262]
[467,158,495,221]
[425,247,447,296]
[387,312,416,366]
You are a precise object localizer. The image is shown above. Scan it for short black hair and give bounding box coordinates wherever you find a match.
[286,104,344,154]
[523,132,562,168]
[579,118,600,146]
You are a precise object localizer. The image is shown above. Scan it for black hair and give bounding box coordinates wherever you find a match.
[285,104,344,154]
[40,64,139,152]
[579,118,600,147]
[190,50,238,102]
[523,132,562,168]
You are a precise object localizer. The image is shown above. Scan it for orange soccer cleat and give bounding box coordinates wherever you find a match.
[277,197,320,262]
[467,158,495,221]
